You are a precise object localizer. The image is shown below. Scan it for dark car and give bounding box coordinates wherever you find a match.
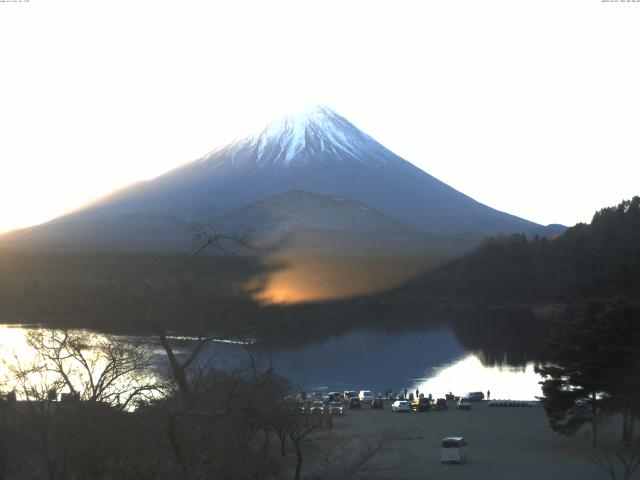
[371,398,384,410]
[349,397,361,409]
[434,398,448,410]
[327,392,341,403]
[344,390,357,401]
[411,397,429,412]
[458,398,472,410]
[465,391,485,402]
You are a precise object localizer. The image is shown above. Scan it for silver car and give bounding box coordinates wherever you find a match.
[391,400,411,412]
[329,401,344,415]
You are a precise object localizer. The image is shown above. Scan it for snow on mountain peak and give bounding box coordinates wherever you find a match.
[250,105,353,164]
[199,104,398,170]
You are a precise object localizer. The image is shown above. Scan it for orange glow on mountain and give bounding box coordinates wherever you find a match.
[252,255,434,305]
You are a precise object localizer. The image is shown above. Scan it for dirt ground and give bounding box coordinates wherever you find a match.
[318,401,605,480]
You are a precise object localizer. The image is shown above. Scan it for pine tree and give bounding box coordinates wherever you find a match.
[537,301,640,446]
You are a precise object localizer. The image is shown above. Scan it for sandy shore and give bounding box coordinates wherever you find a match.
[316,401,604,479]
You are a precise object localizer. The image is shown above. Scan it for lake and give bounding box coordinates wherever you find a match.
[0,321,545,400]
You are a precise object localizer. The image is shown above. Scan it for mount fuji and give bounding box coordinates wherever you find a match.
[0,106,562,253]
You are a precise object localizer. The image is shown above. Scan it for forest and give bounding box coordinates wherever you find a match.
[398,197,640,306]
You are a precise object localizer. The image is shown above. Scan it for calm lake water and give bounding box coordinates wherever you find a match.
[0,322,544,400]
[236,328,543,400]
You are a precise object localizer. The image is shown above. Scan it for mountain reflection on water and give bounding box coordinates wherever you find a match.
[0,315,548,400]
[238,327,544,400]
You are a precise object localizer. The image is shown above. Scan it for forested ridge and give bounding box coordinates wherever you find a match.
[401,197,640,305]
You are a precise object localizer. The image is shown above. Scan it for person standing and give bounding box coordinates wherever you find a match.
[487,389,491,400]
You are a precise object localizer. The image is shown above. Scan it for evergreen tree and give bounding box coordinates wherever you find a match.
[597,302,640,446]
[537,301,640,446]
[536,304,611,445]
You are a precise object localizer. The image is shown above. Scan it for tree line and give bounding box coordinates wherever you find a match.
[401,197,640,305]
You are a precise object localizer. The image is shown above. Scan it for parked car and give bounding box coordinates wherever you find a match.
[343,390,357,401]
[458,398,471,410]
[310,400,325,413]
[349,397,361,410]
[391,400,411,412]
[411,397,429,412]
[307,392,322,404]
[329,401,344,415]
[464,392,485,402]
[371,398,384,410]
[440,437,467,464]
[322,392,340,403]
[328,392,341,402]
[434,398,448,410]
[359,390,374,404]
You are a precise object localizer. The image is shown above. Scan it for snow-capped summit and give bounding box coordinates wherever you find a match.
[196,105,397,170]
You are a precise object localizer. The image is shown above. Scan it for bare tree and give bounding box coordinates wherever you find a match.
[0,328,166,480]
[21,329,162,409]
[268,398,299,457]
[120,225,255,404]
[287,413,322,480]
[0,399,6,480]
[295,426,400,480]
[2,352,62,480]
[590,426,640,480]
[590,444,640,480]
[111,227,265,479]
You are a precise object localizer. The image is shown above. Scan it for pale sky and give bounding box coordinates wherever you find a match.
[1,0,639,234]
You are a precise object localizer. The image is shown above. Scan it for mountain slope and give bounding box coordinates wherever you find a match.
[0,105,560,252]
[69,106,549,236]
[216,190,403,234]
[2,190,479,256]
[0,214,197,253]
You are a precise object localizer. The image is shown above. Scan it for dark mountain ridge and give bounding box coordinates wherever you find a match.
[216,190,403,234]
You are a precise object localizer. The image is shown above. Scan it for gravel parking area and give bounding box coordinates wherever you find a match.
[322,401,604,479]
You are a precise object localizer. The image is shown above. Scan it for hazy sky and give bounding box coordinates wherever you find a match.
[1,0,639,234]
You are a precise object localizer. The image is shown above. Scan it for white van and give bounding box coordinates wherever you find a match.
[440,437,467,464]
[358,390,374,404]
